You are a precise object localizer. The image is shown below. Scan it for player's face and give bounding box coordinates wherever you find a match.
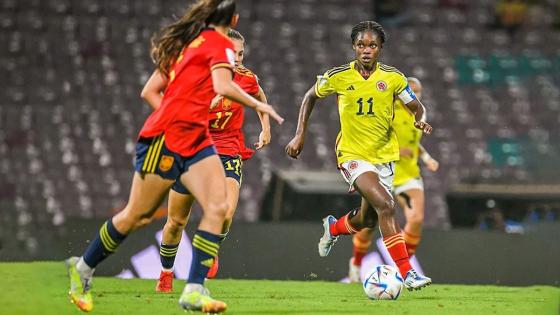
[409,81,423,100]
[352,31,382,68]
[232,39,244,67]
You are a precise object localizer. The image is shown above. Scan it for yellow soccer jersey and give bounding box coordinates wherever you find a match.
[315,61,415,165]
[393,99,422,186]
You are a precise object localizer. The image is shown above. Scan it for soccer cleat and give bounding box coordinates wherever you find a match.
[156,270,174,293]
[66,257,93,312]
[318,215,339,257]
[206,256,219,279]
[403,268,432,291]
[179,284,227,313]
[348,258,361,283]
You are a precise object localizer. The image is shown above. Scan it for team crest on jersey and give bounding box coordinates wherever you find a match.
[159,155,174,172]
[222,98,232,110]
[348,161,359,171]
[376,80,387,91]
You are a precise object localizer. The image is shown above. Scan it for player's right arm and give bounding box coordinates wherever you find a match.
[285,86,321,159]
[285,71,335,159]
[211,68,284,124]
[140,69,168,110]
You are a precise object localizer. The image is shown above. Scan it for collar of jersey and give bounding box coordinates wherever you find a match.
[351,60,378,81]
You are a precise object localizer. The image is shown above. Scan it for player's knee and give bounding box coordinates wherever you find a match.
[167,216,187,233]
[377,199,396,218]
[409,211,424,225]
[206,200,228,218]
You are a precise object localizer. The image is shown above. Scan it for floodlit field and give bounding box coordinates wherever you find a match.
[0,262,558,315]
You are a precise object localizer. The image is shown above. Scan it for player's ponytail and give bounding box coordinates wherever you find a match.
[151,0,237,77]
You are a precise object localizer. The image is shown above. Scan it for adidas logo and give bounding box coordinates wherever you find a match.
[201,258,214,268]
[346,85,355,91]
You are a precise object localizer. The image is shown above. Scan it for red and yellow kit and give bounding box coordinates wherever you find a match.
[209,65,260,160]
[139,29,235,157]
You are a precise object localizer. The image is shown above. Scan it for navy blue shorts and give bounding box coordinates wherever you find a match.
[172,155,243,195]
[134,135,217,181]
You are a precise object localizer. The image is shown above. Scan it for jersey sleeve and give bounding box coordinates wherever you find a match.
[209,37,235,72]
[394,73,417,104]
[248,74,260,96]
[314,71,336,98]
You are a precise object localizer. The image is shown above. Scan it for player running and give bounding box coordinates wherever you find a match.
[348,77,440,283]
[285,21,432,291]
[66,0,283,313]
[140,29,271,293]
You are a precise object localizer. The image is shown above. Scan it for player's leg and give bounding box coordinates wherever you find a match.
[349,222,374,283]
[397,188,424,256]
[156,185,195,293]
[353,171,430,290]
[207,176,240,279]
[177,153,228,313]
[68,172,174,312]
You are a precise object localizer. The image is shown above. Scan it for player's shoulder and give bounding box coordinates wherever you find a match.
[235,65,256,78]
[377,62,405,77]
[324,63,352,79]
[200,29,233,47]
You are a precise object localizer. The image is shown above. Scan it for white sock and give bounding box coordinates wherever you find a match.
[162,267,174,272]
[76,257,95,279]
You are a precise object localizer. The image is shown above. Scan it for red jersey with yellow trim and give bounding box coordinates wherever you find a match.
[139,29,235,157]
[209,65,260,159]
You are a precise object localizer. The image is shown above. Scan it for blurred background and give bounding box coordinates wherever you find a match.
[1,0,559,285]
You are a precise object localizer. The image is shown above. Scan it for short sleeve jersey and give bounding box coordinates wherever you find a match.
[314,61,416,165]
[393,100,423,186]
[139,29,235,157]
[209,65,260,159]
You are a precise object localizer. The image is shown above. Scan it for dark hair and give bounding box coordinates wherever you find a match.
[151,0,237,77]
[350,21,386,45]
[228,29,244,42]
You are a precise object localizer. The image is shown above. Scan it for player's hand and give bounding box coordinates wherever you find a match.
[414,121,432,134]
[255,129,271,150]
[256,102,284,124]
[399,147,414,158]
[285,135,304,159]
[210,95,223,110]
[425,158,439,172]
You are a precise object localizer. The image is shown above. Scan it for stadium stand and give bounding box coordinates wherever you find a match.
[1,0,559,249]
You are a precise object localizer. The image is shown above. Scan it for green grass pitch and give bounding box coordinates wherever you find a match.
[0,262,558,315]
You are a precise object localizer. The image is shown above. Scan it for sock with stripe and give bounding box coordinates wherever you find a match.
[160,243,179,271]
[329,210,359,236]
[402,228,421,257]
[82,218,127,269]
[383,232,412,277]
[187,230,221,284]
[352,233,372,266]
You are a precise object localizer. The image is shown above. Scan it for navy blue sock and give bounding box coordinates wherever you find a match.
[188,230,221,284]
[160,243,179,270]
[82,219,127,268]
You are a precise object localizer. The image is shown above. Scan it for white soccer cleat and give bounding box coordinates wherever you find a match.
[348,258,361,283]
[403,268,432,291]
[318,215,339,257]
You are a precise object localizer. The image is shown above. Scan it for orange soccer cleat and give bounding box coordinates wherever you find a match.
[156,270,174,293]
[206,256,219,279]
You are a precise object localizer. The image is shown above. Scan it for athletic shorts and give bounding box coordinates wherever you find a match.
[134,135,217,181]
[338,160,395,194]
[172,154,243,195]
[394,177,424,196]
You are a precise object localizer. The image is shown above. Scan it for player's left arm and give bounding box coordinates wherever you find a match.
[254,86,271,150]
[396,81,432,134]
[419,144,439,172]
[140,70,168,111]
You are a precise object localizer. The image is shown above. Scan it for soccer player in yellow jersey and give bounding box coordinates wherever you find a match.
[286,21,432,290]
[348,77,440,283]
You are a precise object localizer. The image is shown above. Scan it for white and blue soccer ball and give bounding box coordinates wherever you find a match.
[363,265,404,300]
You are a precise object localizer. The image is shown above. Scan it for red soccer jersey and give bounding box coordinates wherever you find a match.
[209,65,260,159]
[139,29,234,157]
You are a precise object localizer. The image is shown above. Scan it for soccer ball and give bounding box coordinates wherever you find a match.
[363,265,404,300]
